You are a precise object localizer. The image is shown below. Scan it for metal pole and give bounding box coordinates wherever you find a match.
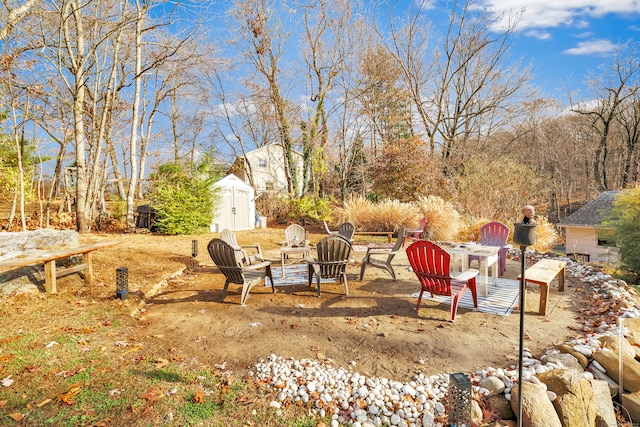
[517,246,526,426]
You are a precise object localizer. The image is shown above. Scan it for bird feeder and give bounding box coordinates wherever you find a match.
[448,372,472,427]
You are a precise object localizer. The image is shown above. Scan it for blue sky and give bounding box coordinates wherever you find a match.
[452,0,640,101]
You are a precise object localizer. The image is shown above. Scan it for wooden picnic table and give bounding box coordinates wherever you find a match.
[0,241,120,294]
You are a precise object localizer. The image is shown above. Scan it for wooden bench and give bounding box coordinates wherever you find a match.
[0,242,119,294]
[353,231,394,243]
[517,259,566,316]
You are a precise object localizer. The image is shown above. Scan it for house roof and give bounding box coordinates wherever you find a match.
[557,190,620,227]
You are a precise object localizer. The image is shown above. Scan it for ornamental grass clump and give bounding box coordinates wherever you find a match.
[373,199,420,232]
[416,195,461,241]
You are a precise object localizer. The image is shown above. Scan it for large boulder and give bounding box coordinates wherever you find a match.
[623,318,640,347]
[557,344,590,368]
[598,335,636,360]
[621,391,640,424]
[486,395,515,421]
[542,351,586,373]
[590,379,618,427]
[510,381,562,427]
[0,229,79,261]
[592,348,640,392]
[539,369,595,427]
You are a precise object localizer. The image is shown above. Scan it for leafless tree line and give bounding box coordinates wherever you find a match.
[1,0,639,232]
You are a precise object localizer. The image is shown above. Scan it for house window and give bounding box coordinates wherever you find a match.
[258,158,267,168]
[265,181,274,191]
[596,228,615,247]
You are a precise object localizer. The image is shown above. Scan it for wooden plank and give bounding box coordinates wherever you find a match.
[353,231,393,243]
[0,242,119,270]
[517,259,566,288]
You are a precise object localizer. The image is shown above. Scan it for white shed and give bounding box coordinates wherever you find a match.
[210,174,256,232]
[556,191,619,263]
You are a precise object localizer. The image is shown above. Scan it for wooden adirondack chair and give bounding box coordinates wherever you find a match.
[220,229,264,266]
[207,238,274,305]
[337,222,355,242]
[468,221,510,277]
[307,235,352,297]
[359,227,405,281]
[283,224,308,247]
[406,240,478,321]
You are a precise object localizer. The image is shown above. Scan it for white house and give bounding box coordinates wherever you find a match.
[239,144,303,196]
[556,191,620,263]
[210,174,256,232]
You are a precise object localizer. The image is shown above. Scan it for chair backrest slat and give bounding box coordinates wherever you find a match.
[315,235,352,279]
[207,238,245,284]
[337,222,355,241]
[480,221,509,247]
[285,224,307,246]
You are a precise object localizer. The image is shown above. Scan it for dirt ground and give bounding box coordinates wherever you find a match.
[29,229,588,382]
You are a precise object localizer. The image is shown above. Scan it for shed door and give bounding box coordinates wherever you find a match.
[233,187,251,230]
[219,186,251,231]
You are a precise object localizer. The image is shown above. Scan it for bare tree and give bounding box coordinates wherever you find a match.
[616,87,640,187]
[571,44,640,191]
[384,0,529,160]
[230,0,299,195]
[300,0,352,196]
[0,0,38,41]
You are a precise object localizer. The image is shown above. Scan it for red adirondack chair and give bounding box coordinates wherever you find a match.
[468,221,510,277]
[407,240,478,321]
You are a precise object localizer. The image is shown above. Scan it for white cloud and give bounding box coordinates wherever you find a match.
[575,31,594,38]
[524,29,552,40]
[563,39,619,55]
[475,0,640,32]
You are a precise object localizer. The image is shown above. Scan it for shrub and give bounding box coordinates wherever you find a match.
[453,155,550,222]
[148,162,217,235]
[288,196,333,221]
[609,188,640,274]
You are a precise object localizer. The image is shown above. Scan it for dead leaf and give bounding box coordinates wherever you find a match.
[0,399,7,407]
[87,418,111,427]
[141,388,163,403]
[36,398,52,407]
[8,413,23,421]
[154,358,169,369]
[193,391,205,404]
[56,382,82,405]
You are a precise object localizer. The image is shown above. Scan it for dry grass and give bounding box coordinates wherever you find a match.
[335,196,420,232]
[415,195,461,241]
[530,216,561,253]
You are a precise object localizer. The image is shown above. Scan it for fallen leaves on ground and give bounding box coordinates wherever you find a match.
[154,358,169,369]
[8,412,23,421]
[141,388,163,403]
[192,391,205,404]
[56,382,82,405]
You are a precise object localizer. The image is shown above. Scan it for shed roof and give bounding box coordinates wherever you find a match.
[557,190,620,227]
